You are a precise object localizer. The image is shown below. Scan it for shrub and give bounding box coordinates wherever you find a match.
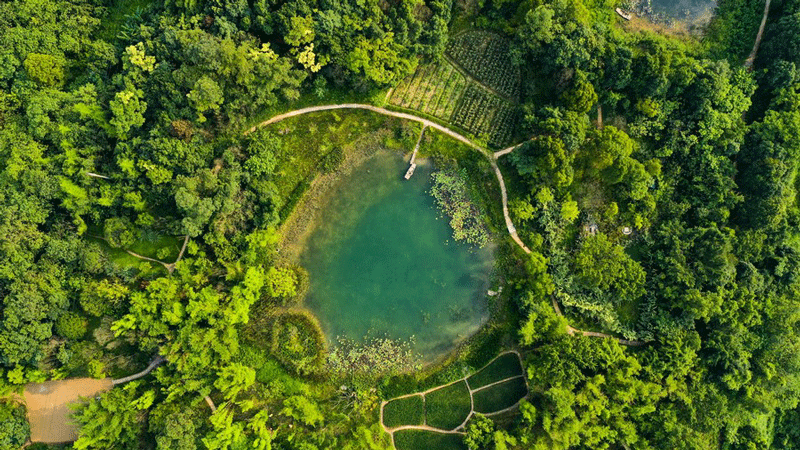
[55,312,88,340]
[430,170,490,247]
[270,311,326,376]
[23,53,64,87]
[265,266,298,299]
[0,402,30,450]
[104,217,137,248]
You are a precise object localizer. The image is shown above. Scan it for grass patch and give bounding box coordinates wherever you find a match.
[472,377,528,414]
[393,429,467,450]
[425,380,472,430]
[466,352,523,390]
[383,394,425,428]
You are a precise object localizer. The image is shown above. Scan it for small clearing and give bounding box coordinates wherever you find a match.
[23,378,112,443]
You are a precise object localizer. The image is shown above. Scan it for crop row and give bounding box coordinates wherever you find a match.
[390,62,467,122]
[450,84,507,137]
[446,31,520,100]
[488,103,518,148]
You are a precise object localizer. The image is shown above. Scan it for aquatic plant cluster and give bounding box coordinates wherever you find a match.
[430,170,490,247]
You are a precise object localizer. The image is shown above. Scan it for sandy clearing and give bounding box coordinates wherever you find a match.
[23,378,112,443]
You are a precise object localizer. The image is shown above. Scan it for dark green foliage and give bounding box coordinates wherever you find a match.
[382,394,425,428]
[471,377,527,414]
[393,429,467,450]
[270,311,326,376]
[466,352,523,390]
[0,402,29,450]
[425,380,472,430]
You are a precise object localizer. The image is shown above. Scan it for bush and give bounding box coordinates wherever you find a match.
[270,311,326,376]
[319,146,344,173]
[0,402,30,450]
[55,312,88,340]
[265,266,298,299]
[103,217,137,248]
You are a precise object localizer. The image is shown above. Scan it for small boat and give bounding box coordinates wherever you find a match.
[615,8,632,20]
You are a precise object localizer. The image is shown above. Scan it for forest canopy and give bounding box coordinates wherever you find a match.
[1,0,800,449]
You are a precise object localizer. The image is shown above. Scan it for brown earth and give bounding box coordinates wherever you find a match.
[23,378,112,443]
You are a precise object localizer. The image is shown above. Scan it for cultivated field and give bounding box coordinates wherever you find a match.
[446,31,521,100]
[389,59,518,148]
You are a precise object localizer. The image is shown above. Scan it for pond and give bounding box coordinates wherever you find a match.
[633,0,716,26]
[299,150,494,359]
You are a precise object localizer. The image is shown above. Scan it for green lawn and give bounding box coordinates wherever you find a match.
[383,394,425,428]
[425,381,472,430]
[393,429,467,450]
[472,377,528,414]
[466,352,523,390]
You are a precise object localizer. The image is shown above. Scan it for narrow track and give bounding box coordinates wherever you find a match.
[248,104,644,355]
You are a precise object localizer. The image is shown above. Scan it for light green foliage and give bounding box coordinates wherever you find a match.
[23,53,64,86]
[55,312,88,340]
[215,363,256,401]
[187,75,223,115]
[573,233,645,301]
[80,280,128,317]
[465,414,495,450]
[109,90,147,139]
[348,34,415,86]
[265,266,298,298]
[72,382,154,450]
[281,395,324,427]
[0,402,29,450]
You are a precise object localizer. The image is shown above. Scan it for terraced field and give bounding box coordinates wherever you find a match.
[388,49,519,149]
[381,351,529,450]
[446,31,521,100]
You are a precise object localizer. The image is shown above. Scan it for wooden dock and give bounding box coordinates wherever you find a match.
[404,126,426,180]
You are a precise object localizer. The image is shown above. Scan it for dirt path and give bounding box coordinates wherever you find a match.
[380,351,528,439]
[745,0,771,68]
[23,378,112,443]
[249,104,643,351]
[248,104,531,255]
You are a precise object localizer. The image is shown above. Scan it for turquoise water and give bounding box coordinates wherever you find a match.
[300,151,494,358]
[643,0,716,24]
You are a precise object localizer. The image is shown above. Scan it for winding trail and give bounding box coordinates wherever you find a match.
[247,104,531,253]
[111,355,166,385]
[379,351,528,439]
[248,104,643,351]
[745,0,771,69]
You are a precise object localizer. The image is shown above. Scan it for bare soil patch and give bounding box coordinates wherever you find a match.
[23,378,112,443]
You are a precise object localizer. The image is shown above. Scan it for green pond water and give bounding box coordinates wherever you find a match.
[300,150,494,358]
